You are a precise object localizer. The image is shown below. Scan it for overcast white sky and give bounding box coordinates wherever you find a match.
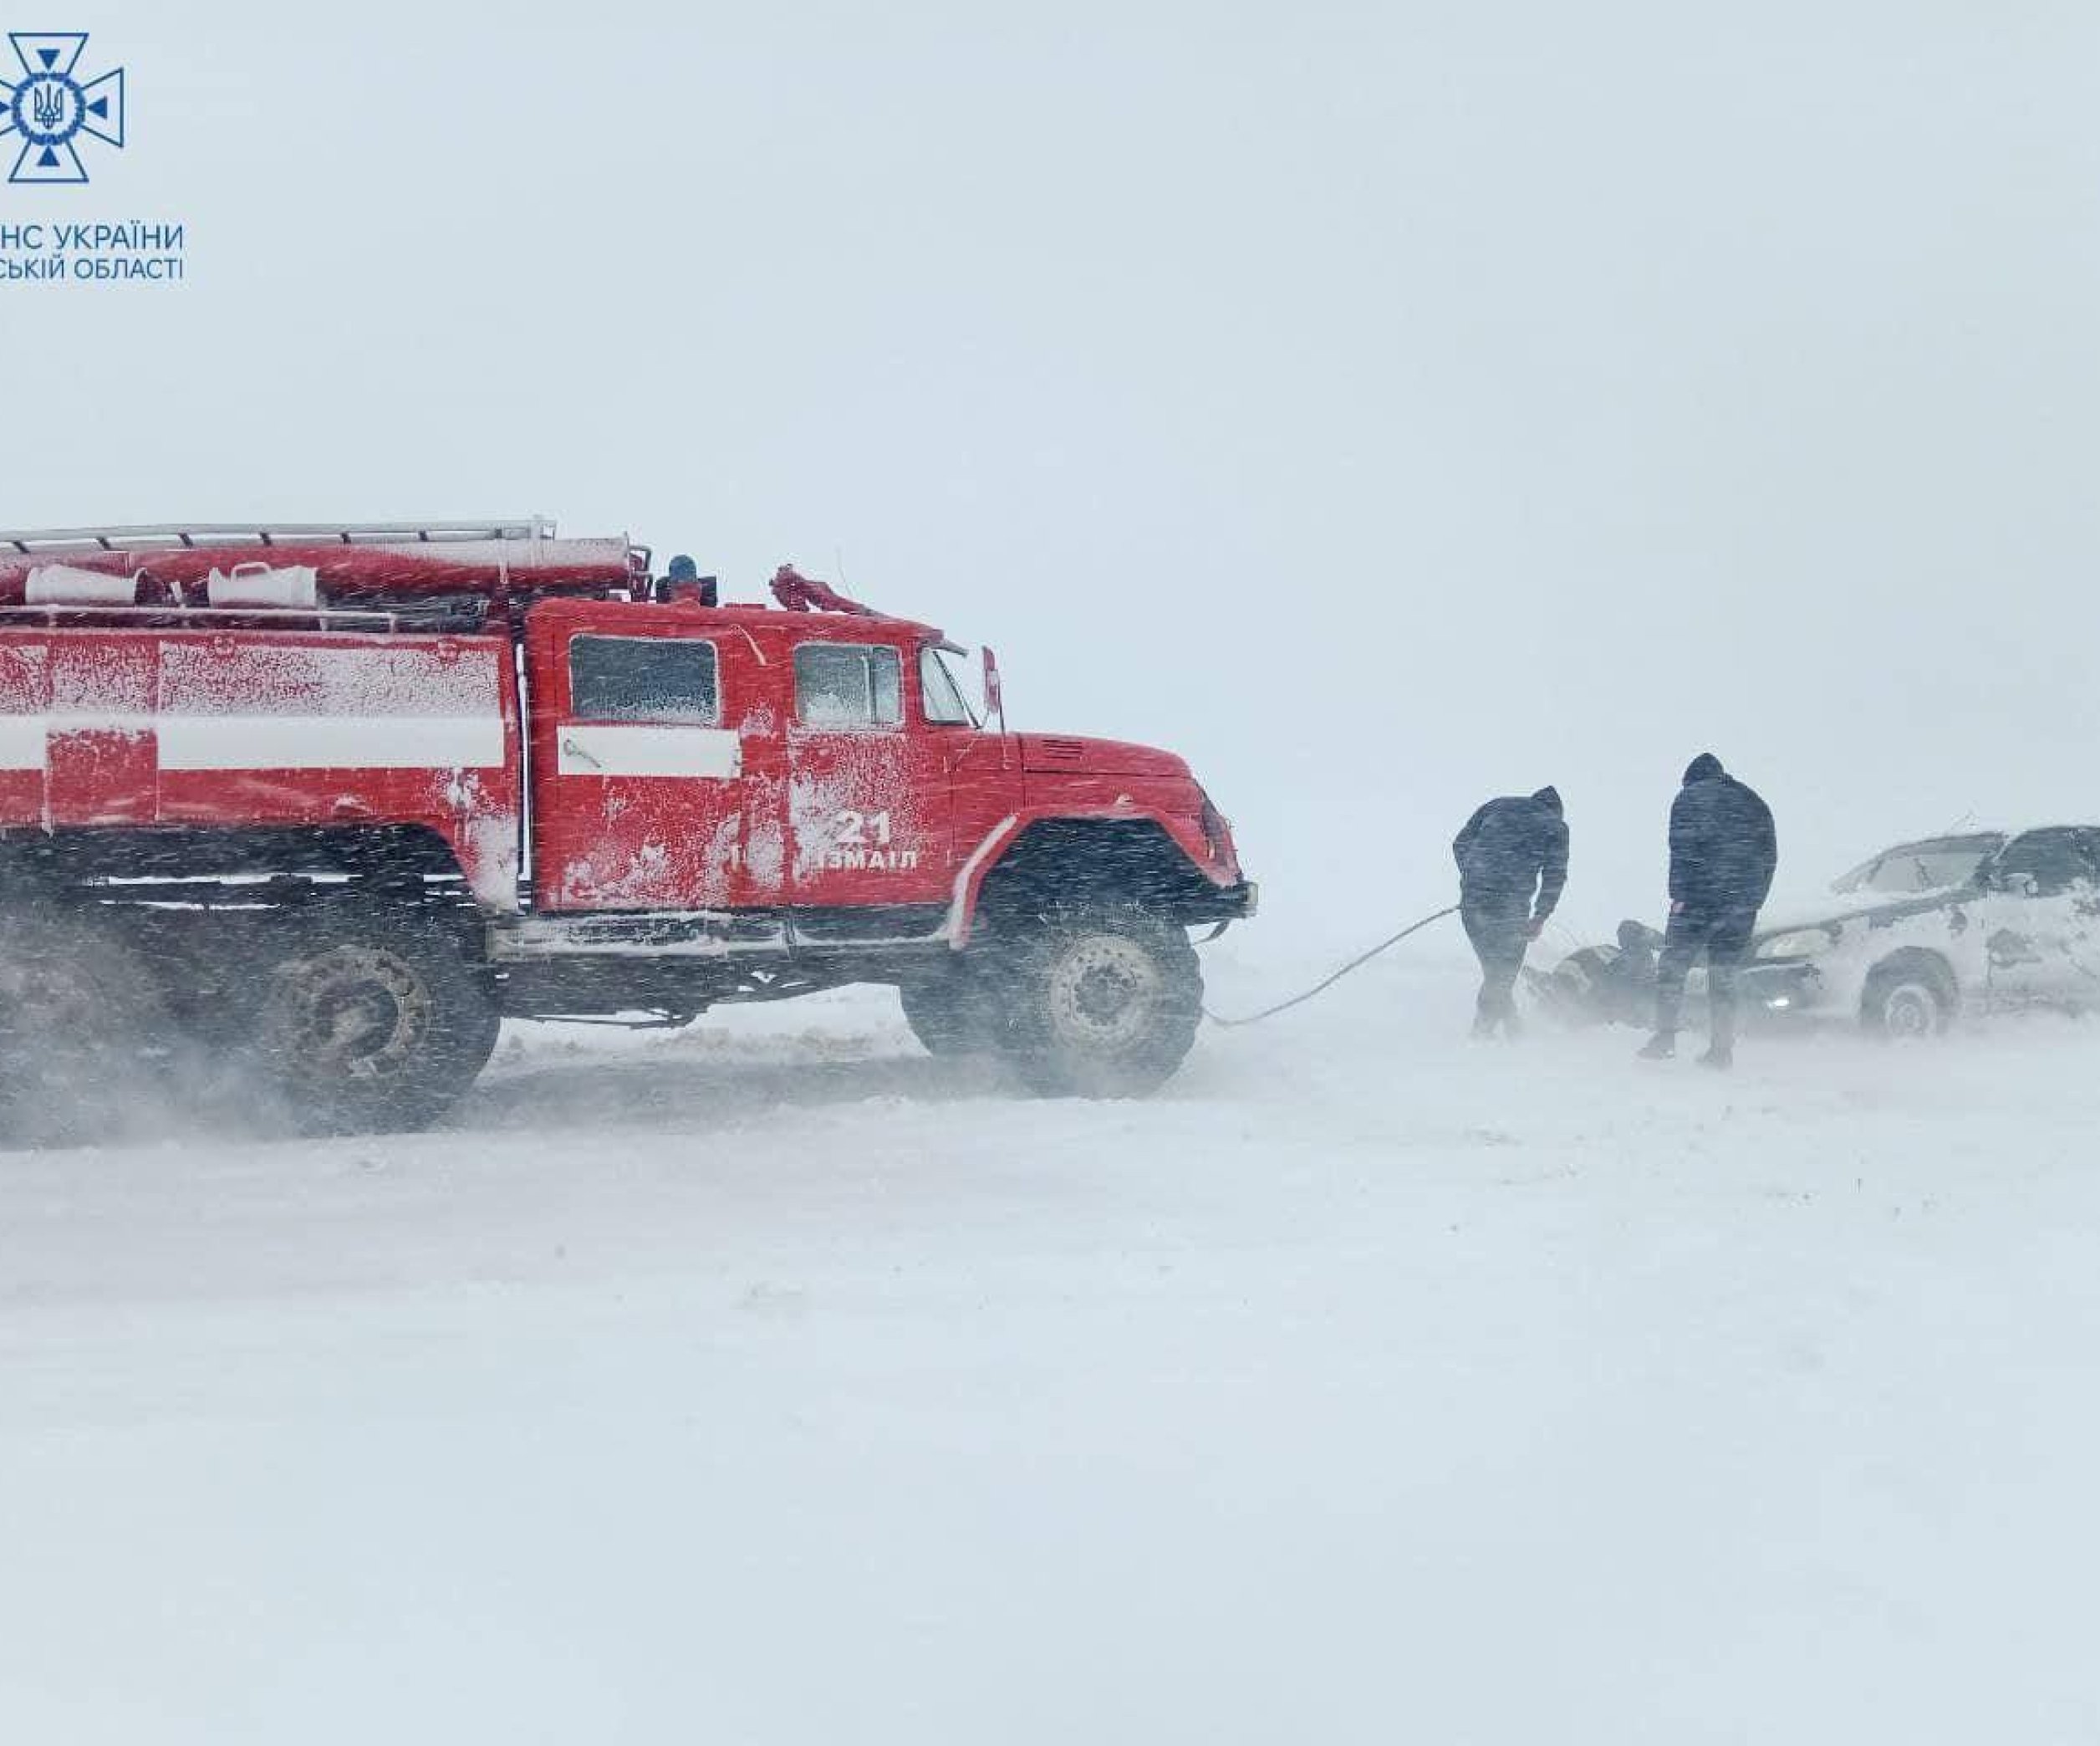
[4,1,2096,945]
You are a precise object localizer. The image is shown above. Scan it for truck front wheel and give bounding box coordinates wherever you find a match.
[247,905,501,1135]
[993,906,1202,1098]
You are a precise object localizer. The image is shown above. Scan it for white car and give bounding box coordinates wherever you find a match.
[1750,826,2100,1036]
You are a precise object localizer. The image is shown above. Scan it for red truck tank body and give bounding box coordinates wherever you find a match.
[0,626,522,906]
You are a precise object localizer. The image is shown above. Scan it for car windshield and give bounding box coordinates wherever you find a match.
[1830,833,2005,896]
[920,646,979,727]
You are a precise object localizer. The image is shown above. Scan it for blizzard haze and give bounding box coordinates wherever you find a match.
[7,1,2097,937]
[5,7,2100,1744]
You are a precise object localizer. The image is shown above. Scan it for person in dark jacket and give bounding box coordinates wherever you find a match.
[1452,787,1568,1038]
[1639,753,1777,1068]
[661,554,719,606]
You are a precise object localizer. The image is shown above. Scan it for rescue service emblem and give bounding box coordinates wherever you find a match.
[1,33,125,185]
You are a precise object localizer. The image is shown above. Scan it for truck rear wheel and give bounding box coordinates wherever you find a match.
[993,906,1202,1098]
[898,969,1002,1056]
[0,910,169,1147]
[246,904,501,1135]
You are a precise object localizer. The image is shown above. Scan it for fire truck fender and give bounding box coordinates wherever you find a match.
[944,807,1233,949]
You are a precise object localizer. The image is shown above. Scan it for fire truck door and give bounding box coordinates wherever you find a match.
[783,637,955,911]
[531,621,775,911]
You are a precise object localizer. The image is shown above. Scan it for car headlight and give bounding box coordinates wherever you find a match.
[1756,927,1833,962]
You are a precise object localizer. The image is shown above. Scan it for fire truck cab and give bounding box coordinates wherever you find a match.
[526,594,984,916]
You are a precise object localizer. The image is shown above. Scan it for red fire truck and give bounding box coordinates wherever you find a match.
[0,520,1254,1140]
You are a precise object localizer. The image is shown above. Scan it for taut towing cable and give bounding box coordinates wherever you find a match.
[1203,905,1460,1029]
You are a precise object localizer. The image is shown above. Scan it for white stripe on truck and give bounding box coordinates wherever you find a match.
[159,714,505,771]
[555,723,742,779]
[0,714,506,771]
[0,715,47,769]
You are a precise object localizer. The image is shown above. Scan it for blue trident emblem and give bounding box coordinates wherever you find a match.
[0,33,125,185]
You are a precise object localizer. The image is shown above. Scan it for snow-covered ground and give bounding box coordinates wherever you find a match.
[5,934,2100,1743]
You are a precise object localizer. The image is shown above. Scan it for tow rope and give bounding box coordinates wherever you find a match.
[1204,905,1460,1029]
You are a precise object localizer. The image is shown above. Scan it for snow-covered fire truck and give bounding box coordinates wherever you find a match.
[0,520,1255,1140]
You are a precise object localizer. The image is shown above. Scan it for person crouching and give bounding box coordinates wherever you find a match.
[1452,786,1568,1039]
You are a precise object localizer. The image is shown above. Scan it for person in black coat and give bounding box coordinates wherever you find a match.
[1452,786,1568,1038]
[1639,753,1777,1068]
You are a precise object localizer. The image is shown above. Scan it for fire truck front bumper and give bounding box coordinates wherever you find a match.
[1192,879,1259,925]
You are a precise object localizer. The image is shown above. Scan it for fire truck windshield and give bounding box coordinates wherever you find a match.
[921,646,979,727]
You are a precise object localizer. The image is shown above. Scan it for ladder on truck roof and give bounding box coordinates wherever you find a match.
[0,518,564,556]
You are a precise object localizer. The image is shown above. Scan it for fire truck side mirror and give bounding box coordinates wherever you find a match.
[981,646,1006,730]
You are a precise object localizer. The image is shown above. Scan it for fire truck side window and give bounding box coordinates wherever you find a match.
[920,647,976,726]
[569,636,720,725]
[795,645,902,728]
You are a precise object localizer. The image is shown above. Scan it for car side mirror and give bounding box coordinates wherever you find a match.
[981,646,1006,732]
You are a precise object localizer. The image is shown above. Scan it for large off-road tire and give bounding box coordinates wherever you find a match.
[242,902,502,1136]
[991,905,1203,1098]
[1860,952,1956,1041]
[0,909,171,1148]
[897,967,1002,1056]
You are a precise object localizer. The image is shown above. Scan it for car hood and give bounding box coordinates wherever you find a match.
[1756,884,1980,942]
